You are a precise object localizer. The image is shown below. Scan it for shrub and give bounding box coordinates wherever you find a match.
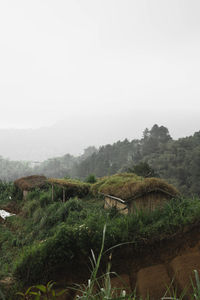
[14,225,77,284]
[39,191,52,208]
[85,174,97,184]
[22,199,39,217]
[0,181,16,204]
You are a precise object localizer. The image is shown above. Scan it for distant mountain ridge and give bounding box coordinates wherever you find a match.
[0,111,200,161]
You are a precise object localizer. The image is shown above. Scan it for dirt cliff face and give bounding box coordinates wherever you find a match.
[47,222,200,299]
[108,222,200,299]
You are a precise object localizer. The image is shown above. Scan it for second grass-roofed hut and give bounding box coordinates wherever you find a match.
[91,173,179,214]
[47,178,90,202]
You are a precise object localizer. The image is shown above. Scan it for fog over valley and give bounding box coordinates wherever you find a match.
[0,0,199,161]
[0,110,199,161]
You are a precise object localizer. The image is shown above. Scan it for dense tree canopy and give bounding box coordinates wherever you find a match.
[0,124,200,196]
[73,125,200,196]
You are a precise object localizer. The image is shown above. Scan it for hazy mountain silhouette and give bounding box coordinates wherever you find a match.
[0,111,199,161]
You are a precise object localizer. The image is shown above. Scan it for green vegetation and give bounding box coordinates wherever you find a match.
[15,281,68,299]
[127,162,158,178]
[85,174,97,183]
[48,178,90,198]
[0,181,14,205]
[3,192,200,287]
[1,152,200,299]
[1,124,200,198]
[15,226,135,299]
[6,229,200,299]
[91,173,179,200]
[1,125,200,298]
[72,125,200,197]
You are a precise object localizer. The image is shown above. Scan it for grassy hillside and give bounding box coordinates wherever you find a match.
[1,177,200,298]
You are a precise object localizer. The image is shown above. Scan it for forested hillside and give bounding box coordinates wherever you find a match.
[0,147,97,182]
[0,124,200,196]
[71,125,200,196]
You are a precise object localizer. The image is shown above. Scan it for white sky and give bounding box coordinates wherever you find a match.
[0,0,200,138]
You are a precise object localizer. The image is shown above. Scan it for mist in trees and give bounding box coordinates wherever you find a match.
[0,124,200,197]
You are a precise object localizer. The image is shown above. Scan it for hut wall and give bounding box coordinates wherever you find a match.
[104,197,128,214]
[129,192,171,213]
[23,190,29,200]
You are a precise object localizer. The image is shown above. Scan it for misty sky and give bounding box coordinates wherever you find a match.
[0,0,200,142]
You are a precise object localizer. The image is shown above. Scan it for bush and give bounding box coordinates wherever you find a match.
[39,191,52,208]
[22,199,39,217]
[14,225,77,284]
[85,174,97,183]
[0,181,16,204]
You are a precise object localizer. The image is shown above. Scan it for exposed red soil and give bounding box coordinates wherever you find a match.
[137,264,171,299]
[56,222,200,299]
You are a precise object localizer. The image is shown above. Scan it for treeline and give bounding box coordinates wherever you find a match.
[0,157,31,181]
[1,124,200,196]
[71,124,200,196]
[0,147,97,181]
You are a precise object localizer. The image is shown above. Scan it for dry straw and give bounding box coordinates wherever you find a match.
[14,175,47,191]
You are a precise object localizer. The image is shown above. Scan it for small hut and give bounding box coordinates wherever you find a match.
[14,175,47,200]
[47,178,90,202]
[91,173,179,214]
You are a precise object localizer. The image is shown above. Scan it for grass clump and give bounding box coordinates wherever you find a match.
[85,174,97,184]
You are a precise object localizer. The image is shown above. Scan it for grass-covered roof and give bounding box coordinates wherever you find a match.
[91,173,179,201]
[14,175,47,191]
[47,178,90,198]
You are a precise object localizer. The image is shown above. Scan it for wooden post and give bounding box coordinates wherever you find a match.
[52,185,54,202]
[63,188,66,202]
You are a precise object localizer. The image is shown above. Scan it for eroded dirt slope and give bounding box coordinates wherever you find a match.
[61,223,200,299]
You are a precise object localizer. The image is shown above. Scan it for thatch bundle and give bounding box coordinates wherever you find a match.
[91,173,179,201]
[47,178,90,198]
[14,175,47,191]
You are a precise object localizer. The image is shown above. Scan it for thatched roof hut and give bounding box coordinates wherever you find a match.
[91,173,179,214]
[14,176,90,202]
[47,178,90,201]
[14,175,47,191]
[14,175,47,200]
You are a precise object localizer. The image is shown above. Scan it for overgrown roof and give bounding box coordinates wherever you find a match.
[91,173,179,201]
[47,178,90,198]
[14,175,47,191]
